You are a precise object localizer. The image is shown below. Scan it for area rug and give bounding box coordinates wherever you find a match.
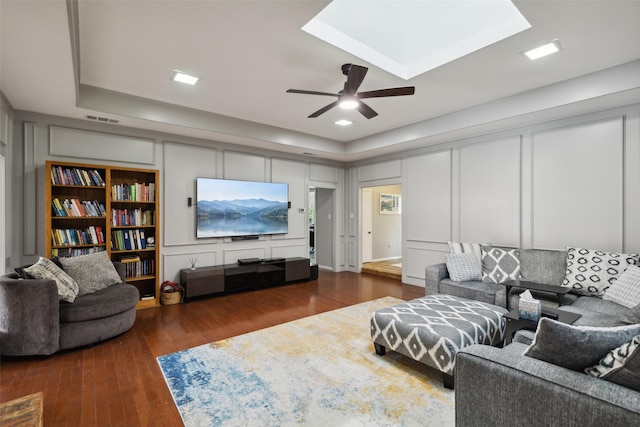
[157,297,454,427]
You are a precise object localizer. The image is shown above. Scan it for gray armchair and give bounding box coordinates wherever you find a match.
[0,262,140,356]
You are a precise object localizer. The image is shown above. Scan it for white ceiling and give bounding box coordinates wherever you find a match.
[2,1,640,162]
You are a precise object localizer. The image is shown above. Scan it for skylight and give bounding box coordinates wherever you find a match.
[303,0,531,80]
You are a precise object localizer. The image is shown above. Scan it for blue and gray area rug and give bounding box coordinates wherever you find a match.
[157,296,454,426]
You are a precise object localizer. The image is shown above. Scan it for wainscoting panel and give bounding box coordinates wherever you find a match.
[309,163,338,183]
[272,158,307,239]
[405,247,447,284]
[406,150,451,243]
[531,118,624,251]
[358,159,402,182]
[223,247,267,264]
[49,126,155,164]
[163,143,218,246]
[459,136,521,247]
[223,151,266,181]
[271,244,307,259]
[163,252,218,282]
[23,122,37,256]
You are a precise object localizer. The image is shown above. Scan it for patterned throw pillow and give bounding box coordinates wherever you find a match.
[585,334,640,391]
[524,318,640,371]
[481,246,521,284]
[445,253,482,282]
[60,251,122,296]
[563,247,640,297]
[448,241,484,269]
[24,256,79,303]
[603,265,640,308]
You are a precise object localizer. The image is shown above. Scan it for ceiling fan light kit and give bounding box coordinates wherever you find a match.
[286,63,415,119]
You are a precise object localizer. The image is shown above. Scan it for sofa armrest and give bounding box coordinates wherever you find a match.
[425,263,448,296]
[455,343,640,426]
[0,274,60,355]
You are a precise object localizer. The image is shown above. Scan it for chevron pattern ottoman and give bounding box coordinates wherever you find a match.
[370,294,507,389]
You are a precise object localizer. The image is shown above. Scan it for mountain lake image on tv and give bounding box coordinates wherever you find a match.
[196,178,289,238]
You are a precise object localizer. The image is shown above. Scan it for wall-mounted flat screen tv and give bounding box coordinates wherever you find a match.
[196,177,289,238]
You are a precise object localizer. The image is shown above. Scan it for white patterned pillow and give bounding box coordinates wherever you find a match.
[585,334,640,391]
[448,241,484,269]
[60,251,122,296]
[481,246,521,284]
[24,256,79,303]
[603,265,640,308]
[563,247,640,297]
[445,253,482,282]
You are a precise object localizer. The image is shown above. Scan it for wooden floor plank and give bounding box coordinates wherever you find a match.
[0,271,423,426]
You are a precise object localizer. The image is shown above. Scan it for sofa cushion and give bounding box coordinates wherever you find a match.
[524,318,640,371]
[445,253,482,281]
[60,251,122,296]
[60,283,139,323]
[519,249,566,286]
[563,246,640,297]
[439,278,503,306]
[448,241,483,269]
[558,297,631,327]
[585,334,640,391]
[603,265,640,308]
[24,257,79,303]
[481,246,521,284]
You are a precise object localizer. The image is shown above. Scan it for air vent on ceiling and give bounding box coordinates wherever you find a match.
[86,115,119,124]
[302,152,316,156]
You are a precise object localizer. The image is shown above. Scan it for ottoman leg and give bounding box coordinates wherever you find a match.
[443,373,454,390]
[374,343,386,356]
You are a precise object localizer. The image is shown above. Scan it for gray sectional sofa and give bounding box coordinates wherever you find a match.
[0,262,140,356]
[426,248,640,425]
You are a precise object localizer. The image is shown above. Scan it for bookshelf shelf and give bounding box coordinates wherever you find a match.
[46,160,160,309]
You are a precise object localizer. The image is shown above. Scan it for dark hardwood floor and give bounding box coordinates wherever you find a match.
[0,271,424,426]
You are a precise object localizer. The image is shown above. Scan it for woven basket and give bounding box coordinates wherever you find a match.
[160,291,182,305]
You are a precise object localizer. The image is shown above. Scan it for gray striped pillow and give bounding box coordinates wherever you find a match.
[445,253,482,282]
[448,241,483,268]
[603,265,640,308]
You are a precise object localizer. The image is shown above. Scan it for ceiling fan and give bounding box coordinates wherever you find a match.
[286,64,415,119]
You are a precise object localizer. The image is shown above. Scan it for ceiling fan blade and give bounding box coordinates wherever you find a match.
[344,64,368,95]
[308,100,339,118]
[357,101,378,119]
[287,89,339,97]
[358,87,415,99]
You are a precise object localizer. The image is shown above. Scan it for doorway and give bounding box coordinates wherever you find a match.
[309,187,335,270]
[361,184,402,280]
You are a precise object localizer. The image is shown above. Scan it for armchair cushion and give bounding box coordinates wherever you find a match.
[586,334,640,391]
[60,251,122,296]
[24,257,79,303]
[524,318,640,371]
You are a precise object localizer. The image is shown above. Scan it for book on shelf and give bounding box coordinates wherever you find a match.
[110,229,149,251]
[51,166,105,186]
[51,198,105,218]
[111,182,156,202]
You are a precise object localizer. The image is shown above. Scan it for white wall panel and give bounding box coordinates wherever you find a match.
[405,247,447,282]
[224,151,265,181]
[23,122,37,256]
[271,244,306,259]
[406,150,451,243]
[163,143,217,245]
[272,158,306,239]
[224,247,266,264]
[50,126,155,164]
[358,159,401,182]
[309,163,338,183]
[163,251,218,282]
[532,118,623,251]
[459,136,521,246]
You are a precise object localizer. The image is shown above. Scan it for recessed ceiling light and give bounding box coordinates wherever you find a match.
[335,119,353,126]
[524,40,562,60]
[171,70,199,85]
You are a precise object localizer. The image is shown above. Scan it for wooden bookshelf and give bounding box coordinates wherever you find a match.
[46,161,160,308]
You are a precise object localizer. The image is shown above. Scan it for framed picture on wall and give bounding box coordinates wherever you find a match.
[379,193,401,214]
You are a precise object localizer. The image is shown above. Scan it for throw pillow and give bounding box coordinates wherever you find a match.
[15,256,63,279]
[481,246,521,284]
[563,246,640,297]
[448,241,484,269]
[524,318,640,371]
[602,265,640,308]
[585,334,640,391]
[60,251,122,296]
[24,256,79,303]
[445,253,482,282]
[621,302,640,325]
